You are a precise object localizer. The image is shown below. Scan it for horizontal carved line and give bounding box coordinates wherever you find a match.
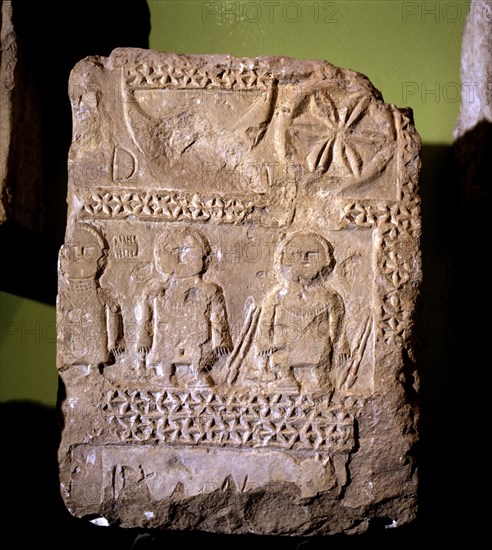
[342,200,420,230]
[101,389,364,455]
[77,188,262,224]
[124,64,273,91]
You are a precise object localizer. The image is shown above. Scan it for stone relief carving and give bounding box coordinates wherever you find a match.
[274,85,396,195]
[57,223,124,375]
[58,50,421,535]
[136,226,232,387]
[232,232,351,394]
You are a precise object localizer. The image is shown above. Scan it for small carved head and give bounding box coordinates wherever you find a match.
[154,226,211,279]
[59,223,107,280]
[276,231,335,284]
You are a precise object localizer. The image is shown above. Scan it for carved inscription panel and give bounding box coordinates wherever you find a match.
[58,50,421,535]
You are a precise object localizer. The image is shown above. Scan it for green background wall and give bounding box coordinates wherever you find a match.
[0,0,467,406]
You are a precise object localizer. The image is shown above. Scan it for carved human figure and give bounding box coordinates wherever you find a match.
[253,232,349,392]
[57,223,124,374]
[138,226,232,386]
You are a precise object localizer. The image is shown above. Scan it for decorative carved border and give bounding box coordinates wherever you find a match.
[78,188,259,224]
[395,109,421,202]
[123,63,274,91]
[100,389,365,458]
[342,199,421,347]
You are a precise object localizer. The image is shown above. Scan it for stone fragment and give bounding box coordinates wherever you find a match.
[453,0,491,205]
[57,49,421,535]
[454,0,492,139]
[0,0,44,229]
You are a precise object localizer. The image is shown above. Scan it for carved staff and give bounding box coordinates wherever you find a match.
[340,316,372,390]
[226,304,261,385]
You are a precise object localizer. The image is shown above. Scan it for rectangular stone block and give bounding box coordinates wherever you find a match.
[57,49,421,535]
[0,1,44,230]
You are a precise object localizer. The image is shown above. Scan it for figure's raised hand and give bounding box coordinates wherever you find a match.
[338,352,350,366]
[258,348,276,357]
[213,346,230,358]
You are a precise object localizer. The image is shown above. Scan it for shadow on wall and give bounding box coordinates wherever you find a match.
[2,132,486,544]
[1,401,141,547]
[416,121,490,539]
[0,0,151,304]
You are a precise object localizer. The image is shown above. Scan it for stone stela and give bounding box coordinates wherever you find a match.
[57,49,421,535]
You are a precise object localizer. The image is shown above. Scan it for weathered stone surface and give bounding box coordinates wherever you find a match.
[57,49,421,535]
[454,0,492,140]
[0,0,44,230]
[453,0,491,206]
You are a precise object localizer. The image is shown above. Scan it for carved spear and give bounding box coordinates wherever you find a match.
[340,316,372,390]
[226,304,261,386]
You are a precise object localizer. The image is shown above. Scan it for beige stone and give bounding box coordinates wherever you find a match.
[57,49,421,535]
[454,0,492,140]
[453,0,491,206]
[0,0,44,230]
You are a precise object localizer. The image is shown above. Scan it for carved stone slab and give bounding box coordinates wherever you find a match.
[57,49,421,535]
[1,1,44,230]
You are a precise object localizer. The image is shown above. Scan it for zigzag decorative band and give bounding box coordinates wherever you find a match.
[101,389,365,457]
[124,64,274,90]
[78,188,258,224]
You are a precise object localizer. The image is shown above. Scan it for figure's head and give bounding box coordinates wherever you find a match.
[276,231,335,284]
[154,226,211,279]
[59,224,107,280]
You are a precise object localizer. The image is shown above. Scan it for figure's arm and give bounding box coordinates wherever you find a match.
[136,294,153,354]
[255,290,278,356]
[56,292,70,366]
[99,288,125,355]
[210,285,232,357]
[329,292,350,365]
[107,307,125,356]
